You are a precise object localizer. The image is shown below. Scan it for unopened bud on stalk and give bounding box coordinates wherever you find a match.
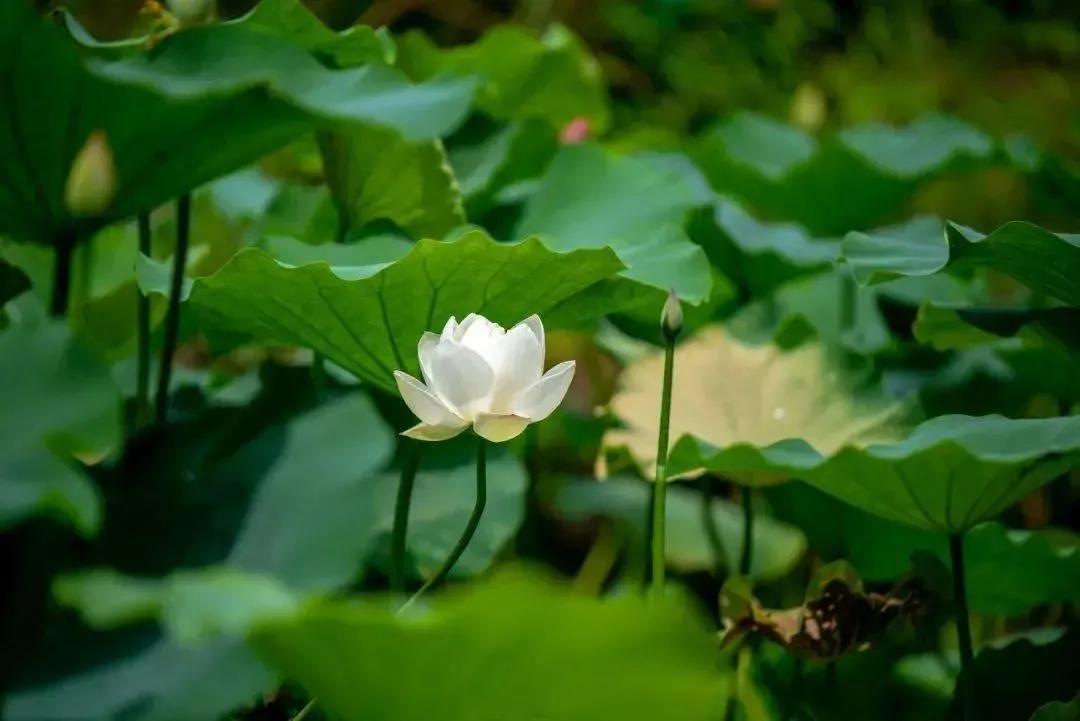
[661,288,683,341]
[64,130,116,216]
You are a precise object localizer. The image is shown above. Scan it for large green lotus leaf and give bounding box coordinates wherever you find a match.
[0,1,473,244]
[398,24,609,132]
[671,414,1080,533]
[704,198,840,294]
[92,25,474,142]
[843,216,951,286]
[236,0,394,67]
[945,222,1080,305]
[222,395,395,589]
[365,437,526,580]
[914,303,1080,352]
[5,395,394,721]
[948,630,1080,721]
[54,567,298,645]
[6,639,272,721]
[955,524,1080,615]
[263,233,414,266]
[603,327,906,485]
[844,219,1080,305]
[317,123,464,240]
[62,0,394,68]
[138,230,624,393]
[768,484,1080,615]
[250,572,725,721]
[726,269,893,355]
[450,118,558,216]
[0,321,119,535]
[557,477,805,582]
[692,113,994,235]
[516,145,712,308]
[727,266,972,356]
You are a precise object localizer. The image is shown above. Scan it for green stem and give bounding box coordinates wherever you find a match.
[699,475,724,576]
[134,213,152,427]
[950,532,978,721]
[739,489,754,576]
[401,436,487,610]
[75,237,93,306]
[154,194,191,425]
[839,270,856,331]
[649,338,676,595]
[390,442,421,593]
[50,231,76,317]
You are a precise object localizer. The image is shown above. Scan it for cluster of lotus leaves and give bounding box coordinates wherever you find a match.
[604,327,1080,534]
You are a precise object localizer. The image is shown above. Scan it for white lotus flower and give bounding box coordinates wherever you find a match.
[393,313,575,443]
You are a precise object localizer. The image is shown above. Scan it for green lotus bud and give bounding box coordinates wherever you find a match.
[661,288,683,341]
[64,130,116,216]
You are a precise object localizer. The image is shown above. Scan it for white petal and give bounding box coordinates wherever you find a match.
[393,370,463,427]
[427,341,495,420]
[402,422,469,442]
[440,316,458,340]
[517,314,545,360]
[417,331,441,386]
[453,313,485,342]
[513,360,575,421]
[487,323,543,412]
[473,413,530,443]
[458,314,505,363]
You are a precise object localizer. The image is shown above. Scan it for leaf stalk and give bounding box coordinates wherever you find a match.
[401,436,487,610]
[154,194,191,424]
[648,334,677,595]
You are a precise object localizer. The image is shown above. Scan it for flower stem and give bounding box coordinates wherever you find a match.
[154,194,191,425]
[949,532,978,721]
[75,237,93,306]
[50,231,76,317]
[699,475,724,576]
[401,436,487,610]
[839,269,857,332]
[134,213,152,428]
[648,337,676,595]
[390,441,421,593]
[739,489,754,576]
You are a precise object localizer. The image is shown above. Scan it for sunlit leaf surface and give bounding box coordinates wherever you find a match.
[604,327,906,484]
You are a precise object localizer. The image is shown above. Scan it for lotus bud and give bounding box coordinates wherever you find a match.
[661,288,683,341]
[560,117,590,144]
[64,130,116,216]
